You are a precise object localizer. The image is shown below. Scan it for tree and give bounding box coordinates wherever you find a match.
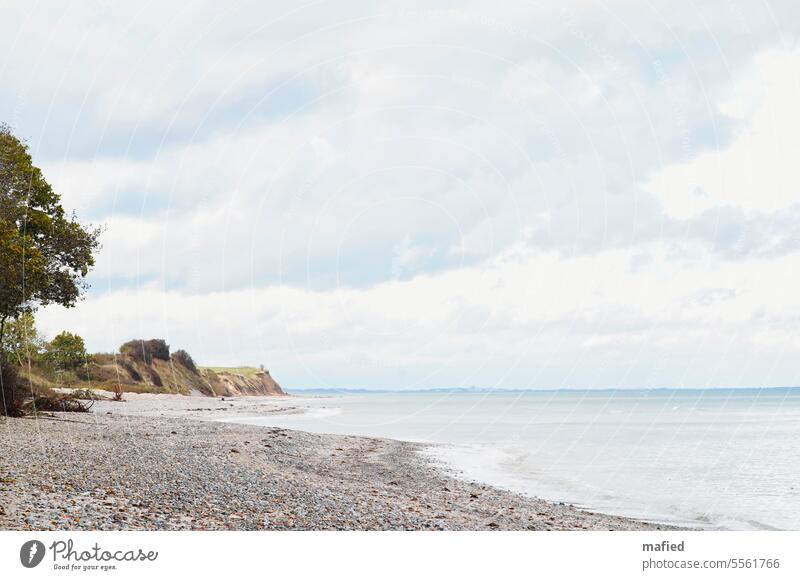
[0,124,100,414]
[0,124,101,348]
[45,331,89,370]
[0,312,44,365]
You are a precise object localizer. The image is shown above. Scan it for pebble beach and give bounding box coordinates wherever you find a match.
[0,393,675,531]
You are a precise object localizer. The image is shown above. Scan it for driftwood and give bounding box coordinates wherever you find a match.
[26,396,94,413]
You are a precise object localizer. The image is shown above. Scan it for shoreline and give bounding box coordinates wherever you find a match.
[217,395,704,529]
[0,393,678,531]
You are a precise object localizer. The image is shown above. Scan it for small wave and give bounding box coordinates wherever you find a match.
[256,405,343,422]
[744,519,783,531]
[302,407,343,419]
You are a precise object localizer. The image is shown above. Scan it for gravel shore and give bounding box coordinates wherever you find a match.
[0,393,674,530]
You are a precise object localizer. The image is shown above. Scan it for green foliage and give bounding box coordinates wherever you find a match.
[46,331,89,370]
[0,312,44,365]
[0,124,101,337]
[68,388,98,400]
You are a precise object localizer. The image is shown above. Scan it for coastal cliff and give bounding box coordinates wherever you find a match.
[99,340,285,396]
[16,338,287,398]
[24,339,285,397]
[200,367,285,397]
[79,355,284,397]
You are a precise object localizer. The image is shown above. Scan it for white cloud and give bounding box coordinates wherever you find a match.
[647,49,800,218]
[5,0,800,388]
[37,243,800,388]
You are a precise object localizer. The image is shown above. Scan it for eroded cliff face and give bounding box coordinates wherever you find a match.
[86,354,216,396]
[199,368,285,397]
[83,353,286,397]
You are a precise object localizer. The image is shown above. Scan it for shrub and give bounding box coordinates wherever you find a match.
[112,382,124,402]
[46,331,89,370]
[120,339,170,364]
[171,349,197,372]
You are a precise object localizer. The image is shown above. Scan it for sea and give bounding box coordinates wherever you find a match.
[222,388,800,530]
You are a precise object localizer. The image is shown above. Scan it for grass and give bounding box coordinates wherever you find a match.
[200,366,262,377]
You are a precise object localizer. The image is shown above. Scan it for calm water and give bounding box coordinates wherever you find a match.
[223,389,800,529]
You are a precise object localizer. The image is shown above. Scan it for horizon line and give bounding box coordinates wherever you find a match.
[287,385,800,393]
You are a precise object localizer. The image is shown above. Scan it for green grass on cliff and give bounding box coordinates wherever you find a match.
[200,366,263,377]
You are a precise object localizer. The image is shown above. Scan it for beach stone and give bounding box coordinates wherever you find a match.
[0,393,677,532]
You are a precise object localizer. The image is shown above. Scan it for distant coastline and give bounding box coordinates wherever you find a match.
[289,385,800,394]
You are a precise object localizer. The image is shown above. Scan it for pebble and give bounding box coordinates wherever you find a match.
[0,393,677,531]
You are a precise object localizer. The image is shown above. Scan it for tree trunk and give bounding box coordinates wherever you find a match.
[0,314,6,361]
[0,314,11,415]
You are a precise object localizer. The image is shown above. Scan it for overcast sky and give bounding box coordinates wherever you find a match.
[3,0,800,389]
